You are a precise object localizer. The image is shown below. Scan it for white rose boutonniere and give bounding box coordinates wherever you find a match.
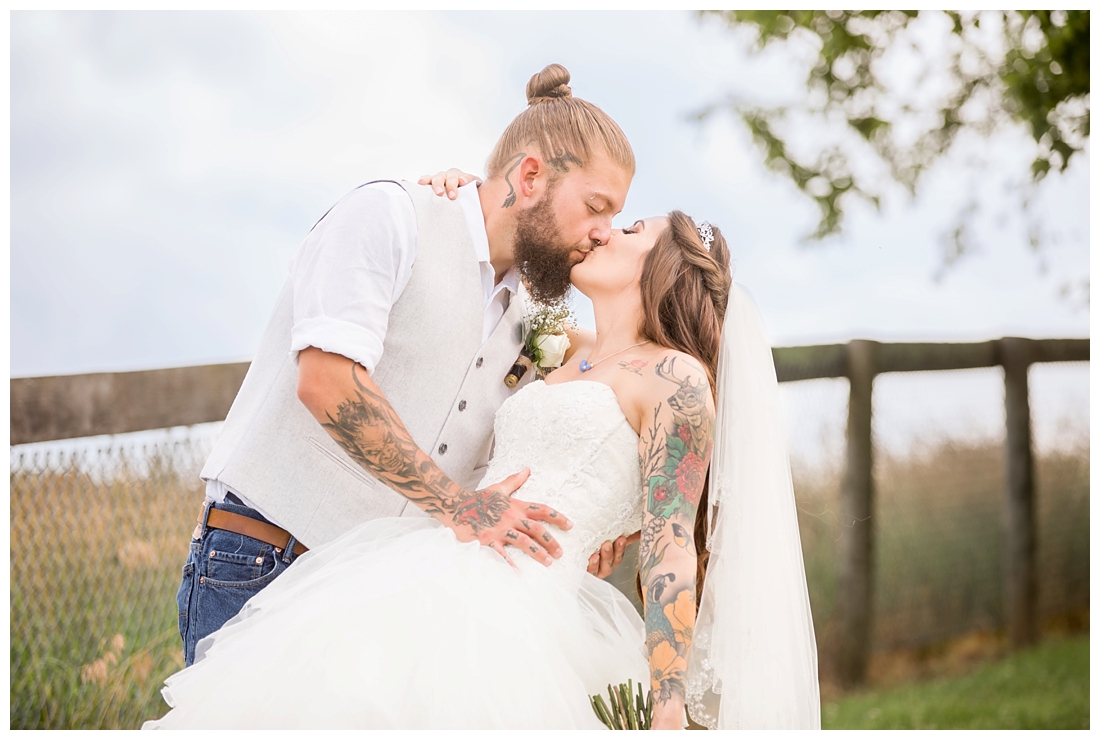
[534,332,570,370]
[505,298,573,388]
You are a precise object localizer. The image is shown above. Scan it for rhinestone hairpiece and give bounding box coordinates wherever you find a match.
[698,221,714,252]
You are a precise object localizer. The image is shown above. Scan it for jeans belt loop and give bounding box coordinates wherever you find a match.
[193,499,215,541]
[281,534,299,565]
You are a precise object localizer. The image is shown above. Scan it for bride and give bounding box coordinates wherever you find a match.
[144,211,819,730]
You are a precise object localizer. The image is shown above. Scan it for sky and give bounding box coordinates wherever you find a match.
[8,10,1090,458]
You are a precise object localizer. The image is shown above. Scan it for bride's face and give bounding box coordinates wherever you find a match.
[570,216,667,300]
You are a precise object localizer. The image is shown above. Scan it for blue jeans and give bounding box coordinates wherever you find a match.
[176,497,303,666]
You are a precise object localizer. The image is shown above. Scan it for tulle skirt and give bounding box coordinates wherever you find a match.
[144,518,648,730]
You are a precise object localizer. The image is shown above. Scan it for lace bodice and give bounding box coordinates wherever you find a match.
[479,380,644,574]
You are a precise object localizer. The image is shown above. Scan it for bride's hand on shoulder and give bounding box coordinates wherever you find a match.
[417,168,482,199]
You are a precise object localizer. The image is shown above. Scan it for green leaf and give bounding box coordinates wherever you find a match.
[657,495,684,519]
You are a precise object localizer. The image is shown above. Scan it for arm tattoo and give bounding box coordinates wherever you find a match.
[319,363,509,532]
[500,152,525,208]
[637,355,715,710]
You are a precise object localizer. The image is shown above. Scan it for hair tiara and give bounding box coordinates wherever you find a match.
[697,221,714,252]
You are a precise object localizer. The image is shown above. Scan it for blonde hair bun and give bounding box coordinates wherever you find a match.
[526,63,573,105]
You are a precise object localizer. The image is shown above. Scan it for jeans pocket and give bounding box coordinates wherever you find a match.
[176,561,195,641]
[202,529,278,588]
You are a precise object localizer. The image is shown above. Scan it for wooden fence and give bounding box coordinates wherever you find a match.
[9,336,1089,686]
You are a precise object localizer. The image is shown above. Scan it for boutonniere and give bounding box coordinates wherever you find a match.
[504,298,572,388]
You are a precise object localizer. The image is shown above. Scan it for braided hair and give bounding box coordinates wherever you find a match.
[637,211,732,602]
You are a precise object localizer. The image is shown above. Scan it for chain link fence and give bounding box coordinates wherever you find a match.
[10,427,215,730]
[9,364,1089,728]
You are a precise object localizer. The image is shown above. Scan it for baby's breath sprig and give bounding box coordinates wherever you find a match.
[505,298,574,388]
[523,299,573,371]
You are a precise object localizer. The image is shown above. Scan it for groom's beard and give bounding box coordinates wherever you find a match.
[513,190,584,305]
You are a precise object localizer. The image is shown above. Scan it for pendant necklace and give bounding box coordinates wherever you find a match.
[579,340,651,373]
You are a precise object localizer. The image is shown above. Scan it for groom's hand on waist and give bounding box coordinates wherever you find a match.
[444,468,573,568]
[297,348,571,567]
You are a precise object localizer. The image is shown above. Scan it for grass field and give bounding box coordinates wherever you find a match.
[824,633,1090,729]
[10,450,202,730]
[793,435,1089,664]
[9,434,1089,729]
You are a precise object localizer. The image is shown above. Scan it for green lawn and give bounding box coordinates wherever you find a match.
[824,634,1089,729]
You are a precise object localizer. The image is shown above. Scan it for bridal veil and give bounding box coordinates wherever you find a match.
[685,283,821,729]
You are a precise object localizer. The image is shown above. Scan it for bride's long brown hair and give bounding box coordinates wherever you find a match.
[636,211,731,603]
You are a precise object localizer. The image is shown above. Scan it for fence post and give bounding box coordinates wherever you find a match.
[999,337,1038,647]
[837,339,877,686]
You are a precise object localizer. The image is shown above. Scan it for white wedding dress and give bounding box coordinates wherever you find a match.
[145,380,651,730]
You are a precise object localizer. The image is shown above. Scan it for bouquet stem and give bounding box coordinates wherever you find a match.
[590,680,652,730]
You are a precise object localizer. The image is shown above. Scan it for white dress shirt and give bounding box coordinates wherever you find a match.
[208,181,518,521]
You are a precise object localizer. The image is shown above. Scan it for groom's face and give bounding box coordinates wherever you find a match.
[513,152,632,304]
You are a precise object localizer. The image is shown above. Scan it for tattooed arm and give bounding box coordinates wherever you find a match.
[636,354,715,730]
[297,347,571,565]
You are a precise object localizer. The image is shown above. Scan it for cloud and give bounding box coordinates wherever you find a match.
[11,11,503,375]
[10,10,1089,379]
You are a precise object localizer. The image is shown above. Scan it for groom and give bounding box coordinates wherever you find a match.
[178,64,636,665]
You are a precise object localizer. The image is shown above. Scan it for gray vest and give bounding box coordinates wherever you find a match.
[200,181,527,548]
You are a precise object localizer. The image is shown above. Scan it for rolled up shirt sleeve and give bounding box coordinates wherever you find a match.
[288,183,417,374]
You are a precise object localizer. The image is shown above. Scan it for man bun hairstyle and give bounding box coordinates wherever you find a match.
[638,211,733,604]
[487,64,635,180]
[526,63,573,102]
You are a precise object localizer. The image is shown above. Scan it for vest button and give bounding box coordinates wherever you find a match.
[458,400,467,411]
[438,443,448,455]
[476,357,484,368]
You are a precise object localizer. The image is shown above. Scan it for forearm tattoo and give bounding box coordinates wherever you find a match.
[638,356,714,709]
[320,363,509,532]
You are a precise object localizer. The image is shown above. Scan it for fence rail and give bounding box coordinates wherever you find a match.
[9,337,1089,689]
[10,362,250,445]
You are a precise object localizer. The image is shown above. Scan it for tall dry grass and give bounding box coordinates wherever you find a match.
[9,433,1089,728]
[793,434,1090,679]
[10,449,205,729]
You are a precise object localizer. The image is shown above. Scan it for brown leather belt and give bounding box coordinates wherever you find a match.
[202,506,309,557]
